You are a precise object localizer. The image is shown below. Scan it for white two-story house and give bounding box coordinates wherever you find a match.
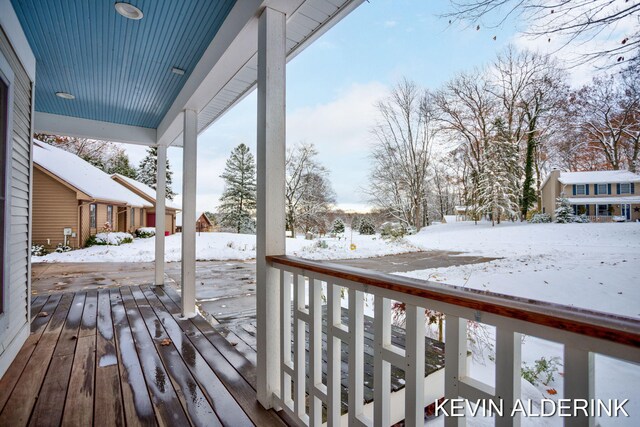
[541,169,640,221]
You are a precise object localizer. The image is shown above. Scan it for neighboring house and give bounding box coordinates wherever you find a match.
[33,140,152,249]
[111,173,180,235]
[541,169,640,222]
[176,211,215,233]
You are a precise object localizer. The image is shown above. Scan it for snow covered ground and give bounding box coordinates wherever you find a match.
[33,220,639,424]
[32,229,420,263]
[398,221,640,426]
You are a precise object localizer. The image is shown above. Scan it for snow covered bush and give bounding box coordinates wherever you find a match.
[315,239,329,249]
[529,213,551,223]
[331,218,345,234]
[359,217,376,235]
[135,227,156,238]
[86,232,134,246]
[554,197,575,223]
[55,243,72,253]
[380,222,411,239]
[31,244,47,256]
[574,214,590,223]
[351,216,362,232]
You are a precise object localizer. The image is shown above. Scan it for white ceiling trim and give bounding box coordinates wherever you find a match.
[35,112,157,146]
[158,0,364,147]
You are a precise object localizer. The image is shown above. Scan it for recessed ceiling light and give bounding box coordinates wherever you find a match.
[115,2,143,20]
[171,67,185,76]
[56,92,75,100]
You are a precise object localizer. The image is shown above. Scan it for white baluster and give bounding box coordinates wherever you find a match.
[564,347,594,427]
[374,296,391,426]
[309,278,323,426]
[327,283,342,425]
[495,328,522,427]
[281,269,292,408]
[405,304,425,427]
[445,315,467,427]
[348,288,364,425]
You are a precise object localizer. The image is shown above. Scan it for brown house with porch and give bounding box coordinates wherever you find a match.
[33,140,177,250]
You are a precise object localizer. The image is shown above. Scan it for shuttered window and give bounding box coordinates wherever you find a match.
[131,208,135,227]
[620,183,631,194]
[575,184,586,195]
[597,183,608,195]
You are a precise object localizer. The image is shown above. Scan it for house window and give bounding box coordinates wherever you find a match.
[140,209,144,227]
[575,184,586,195]
[597,204,610,216]
[620,183,631,194]
[597,183,608,195]
[131,208,135,227]
[90,204,97,228]
[0,67,9,312]
[107,205,113,228]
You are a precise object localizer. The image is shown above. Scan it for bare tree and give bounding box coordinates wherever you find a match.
[367,79,438,229]
[435,70,497,215]
[285,143,335,235]
[445,0,640,67]
[568,70,640,171]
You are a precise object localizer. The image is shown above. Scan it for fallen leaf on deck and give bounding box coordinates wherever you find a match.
[37,311,48,317]
[546,388,557,395]
[160,338,172,346]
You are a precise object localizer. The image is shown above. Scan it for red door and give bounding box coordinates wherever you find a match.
[146,213,156,227]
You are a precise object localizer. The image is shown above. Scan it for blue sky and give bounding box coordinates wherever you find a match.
[124,0,596,212]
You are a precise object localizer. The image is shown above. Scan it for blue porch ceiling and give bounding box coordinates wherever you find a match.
[12,0,236,129]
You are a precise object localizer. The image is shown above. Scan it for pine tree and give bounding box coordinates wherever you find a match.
[332,218,345,234]
[137,147,175,200]
[218,144,257,234]
[554,197,575,223]
[359,217,376,235]
[107,151,138,178]
[478,118,521,225]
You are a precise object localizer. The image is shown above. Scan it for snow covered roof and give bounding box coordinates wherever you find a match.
[33,140,151,207]
[111,173,181,210]
[558,170,640,185]
[567,196,640,204]
[175,211,210,227]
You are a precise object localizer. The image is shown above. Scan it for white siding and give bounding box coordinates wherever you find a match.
[0,24,33,377]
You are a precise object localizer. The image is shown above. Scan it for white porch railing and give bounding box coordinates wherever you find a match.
[266,255,640,427]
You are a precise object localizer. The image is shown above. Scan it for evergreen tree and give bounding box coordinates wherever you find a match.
[478,119,521,225]
[554,197,575,223]
[218,144,257,234]
[359,217,376,235]
[107,151,138,178]
[332,218,345,234]
[137,147,175,200]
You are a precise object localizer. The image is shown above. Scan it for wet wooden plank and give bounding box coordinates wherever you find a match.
[61,335,96,426]
[159,286,259,388]
[212,325,257,371]
[0,293,74,425]
[127,287,224,427]
[118,288,190,426]
[79,289,98,337]
[29,292,86,426]
[0,295,62,412]
[110,289,156,426]
[29,295,49,321]
[147,286,285,426]
[95,290,124,427]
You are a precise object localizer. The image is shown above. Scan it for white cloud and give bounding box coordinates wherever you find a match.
[384,20,398,28]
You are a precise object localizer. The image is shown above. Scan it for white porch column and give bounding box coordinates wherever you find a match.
[154,144,167,286]
[256,6,286,408]
[181,109,197,317]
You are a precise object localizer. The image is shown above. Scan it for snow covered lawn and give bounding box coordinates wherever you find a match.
[32,230,420,263]
[402,221,640,317]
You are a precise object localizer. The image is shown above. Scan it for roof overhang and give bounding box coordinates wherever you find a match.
[17,0,364,146]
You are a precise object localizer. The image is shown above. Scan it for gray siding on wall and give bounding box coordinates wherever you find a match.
[0,25,32,374]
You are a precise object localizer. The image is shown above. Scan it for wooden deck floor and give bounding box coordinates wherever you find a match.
[0,285,286,426]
